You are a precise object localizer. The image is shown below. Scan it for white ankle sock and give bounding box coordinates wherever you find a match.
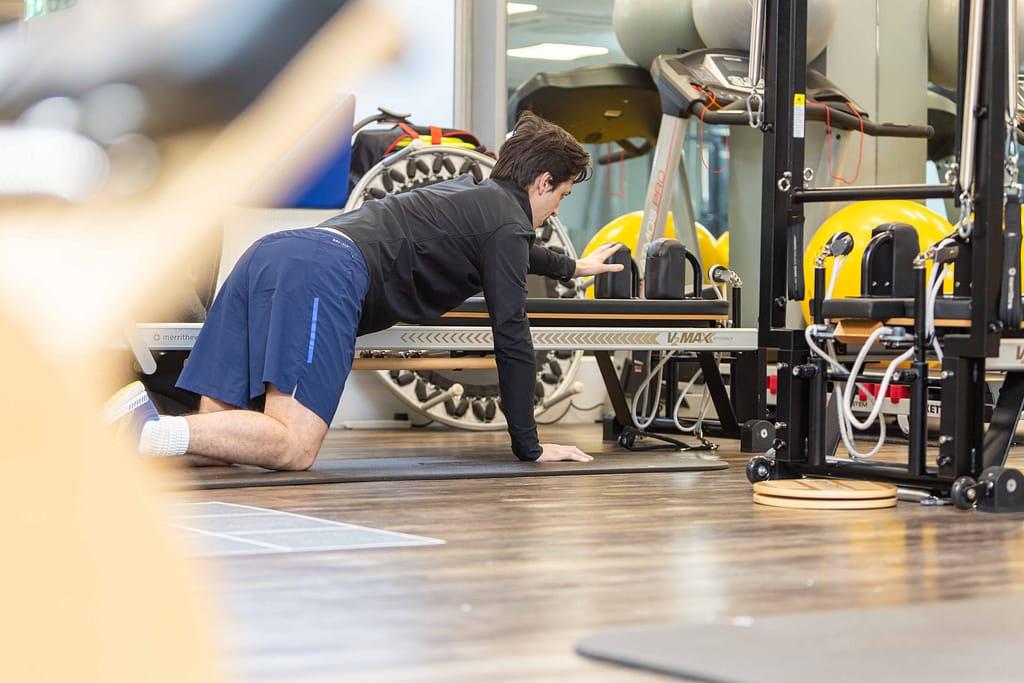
[139,416,190,456]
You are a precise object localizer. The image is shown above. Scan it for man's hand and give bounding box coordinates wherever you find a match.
[574,242,625,277]
[536,443,594,462]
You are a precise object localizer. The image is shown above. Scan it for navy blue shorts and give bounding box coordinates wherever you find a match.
[177,228,369,425]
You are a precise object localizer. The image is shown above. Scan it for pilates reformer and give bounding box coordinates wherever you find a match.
[133,295,758,451]
[742,0,1024,511]
[123,102,753,446]
[426,295,752,450]
[506,53,912,453]
[338,113,752,443]
[503,16,937,452]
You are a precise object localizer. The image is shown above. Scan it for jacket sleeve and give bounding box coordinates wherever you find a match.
[528,244,576,281]
[481,226,542,461]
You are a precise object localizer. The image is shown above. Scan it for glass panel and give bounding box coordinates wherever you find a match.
[505,0,729,256]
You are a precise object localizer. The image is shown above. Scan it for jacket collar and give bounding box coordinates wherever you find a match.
[493,178,533,227]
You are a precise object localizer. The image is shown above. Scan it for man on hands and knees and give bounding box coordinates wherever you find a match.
[104,113,623,469]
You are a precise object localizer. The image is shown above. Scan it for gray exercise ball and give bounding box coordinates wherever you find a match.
[612,0,705,71]
[692,0,839,64]
[928,0,1024,91]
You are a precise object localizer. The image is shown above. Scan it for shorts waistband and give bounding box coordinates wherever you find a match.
[315,226,354,243]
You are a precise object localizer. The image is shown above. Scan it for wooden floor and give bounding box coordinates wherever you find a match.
[165,423,1024,682]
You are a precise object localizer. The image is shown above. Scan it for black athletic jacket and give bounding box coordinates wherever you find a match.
[318,175,576,461]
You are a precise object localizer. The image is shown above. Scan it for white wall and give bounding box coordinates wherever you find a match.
[349,0,457,127]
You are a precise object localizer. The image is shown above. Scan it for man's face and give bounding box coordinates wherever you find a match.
[529,176,574,228]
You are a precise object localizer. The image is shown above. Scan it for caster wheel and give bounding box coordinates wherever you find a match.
[950,475,979,510]
[746,456,773,484]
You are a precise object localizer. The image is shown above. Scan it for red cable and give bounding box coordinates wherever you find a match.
[616,145,625,197]
[604,143,626,198]
[806,100,864,185]
[694,85,728,175]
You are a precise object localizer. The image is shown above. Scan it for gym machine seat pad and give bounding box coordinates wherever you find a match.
[821,295,972,322]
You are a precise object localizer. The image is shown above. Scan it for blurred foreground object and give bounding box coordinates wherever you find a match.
[0,304,223,682]
[0,0,399,355]
[0,0,353,137]
[0,0,356,202]
[0,1,400,680]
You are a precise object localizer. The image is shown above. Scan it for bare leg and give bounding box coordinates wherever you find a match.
[181,396,240,467]
[181,384,329,470]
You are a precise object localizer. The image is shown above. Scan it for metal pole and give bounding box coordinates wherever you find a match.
[793,183,958,203]
[909,261,929,476]
[748,0,767,88]
[636,114,689,284]
[1009,0,1018,127]
[958,0,986,195]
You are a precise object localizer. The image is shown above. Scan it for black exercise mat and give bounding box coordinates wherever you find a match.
[577,596,1024,683]
[176,453,726,490]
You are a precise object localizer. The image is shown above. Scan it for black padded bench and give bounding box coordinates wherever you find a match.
[821,296,972,323]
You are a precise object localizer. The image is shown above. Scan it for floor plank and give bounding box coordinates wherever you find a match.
[163,423,1024,682]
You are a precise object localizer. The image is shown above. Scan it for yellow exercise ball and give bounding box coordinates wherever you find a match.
[582,211,725,296]
[715,230,729,269]
[697,223,727,273]
[801,200,954,323]
[582,210,661,257]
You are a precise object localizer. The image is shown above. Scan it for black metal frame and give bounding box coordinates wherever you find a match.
[598,349,745,444]
[744,0,1020,499]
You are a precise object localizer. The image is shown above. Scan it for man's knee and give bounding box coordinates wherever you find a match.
[263,384,328,471]
[277,438,322,471]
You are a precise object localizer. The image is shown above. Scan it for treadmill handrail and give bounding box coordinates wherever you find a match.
[691,101,933,138]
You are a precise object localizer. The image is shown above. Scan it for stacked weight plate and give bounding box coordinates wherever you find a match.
[345,144,584,430]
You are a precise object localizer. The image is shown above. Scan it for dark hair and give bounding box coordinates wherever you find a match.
[491,111,591,190]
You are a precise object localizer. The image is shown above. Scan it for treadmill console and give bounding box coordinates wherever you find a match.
[652,49,866,120]
[692,52,763,97]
